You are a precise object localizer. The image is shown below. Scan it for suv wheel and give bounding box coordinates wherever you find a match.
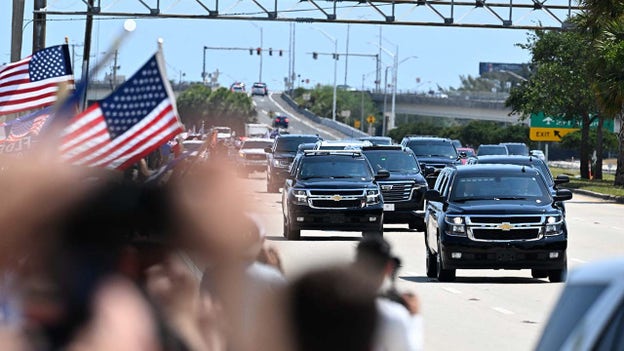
[284,215,301,240]
[436,238,456,282]
[548,262,567,283]
[531,269,549,279]
[409,218,426,232]
[426,249,438,278]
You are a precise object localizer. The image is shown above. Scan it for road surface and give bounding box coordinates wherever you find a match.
[241,170,623,351]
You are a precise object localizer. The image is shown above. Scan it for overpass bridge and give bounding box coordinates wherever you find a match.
[369,92,524,125]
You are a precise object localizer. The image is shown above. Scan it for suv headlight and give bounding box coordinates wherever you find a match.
[293,190,308,205]
[545,215,564,236]
[273,159,288,168]
[445,216,466,236]
[366,189,380,205]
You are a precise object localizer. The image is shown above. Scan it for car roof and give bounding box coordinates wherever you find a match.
[276,134,319,138]
[361,145,405,151]
[454,163,542,176]
[475,155,544,164]
[479,144,507,147]
[402,136,451,141]
[301,150,365,158]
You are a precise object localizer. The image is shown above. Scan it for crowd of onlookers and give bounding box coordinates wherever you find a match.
[0,140,423,351]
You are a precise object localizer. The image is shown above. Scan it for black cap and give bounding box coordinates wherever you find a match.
[356,236,398,269]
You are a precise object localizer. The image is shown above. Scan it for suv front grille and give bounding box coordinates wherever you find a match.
[245,154,266,161]
[310,190,362,196]
[378,182,413,202]
[466,215,544,242]
[306,189,367,209]
[310,199,363,208]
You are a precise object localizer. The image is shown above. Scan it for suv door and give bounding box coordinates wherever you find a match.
[426,169,451,254]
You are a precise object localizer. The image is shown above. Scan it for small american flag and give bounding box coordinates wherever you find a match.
[60,52,183,170]
[0,44,74,116]
[5,107,52,142]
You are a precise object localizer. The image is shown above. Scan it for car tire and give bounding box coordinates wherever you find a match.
[548,267,567,283]
[409,218,426,232]
[436,238,456,282]
[285,216,301,241]
[531,269,549,279]
[426,249,438,278]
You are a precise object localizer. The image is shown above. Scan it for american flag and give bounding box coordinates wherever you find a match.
[60,53,183,170]
[0,44,74,116]
[5,106,53,142]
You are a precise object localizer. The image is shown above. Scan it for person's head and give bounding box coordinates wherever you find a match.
[355,236,398,287]
[286,265,378,351]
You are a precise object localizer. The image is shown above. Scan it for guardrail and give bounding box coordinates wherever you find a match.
[280,93,369,139]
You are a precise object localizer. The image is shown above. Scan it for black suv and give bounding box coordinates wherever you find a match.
[401,136,462,188]
[265,134,321,193]
[424,164,573,282]
[361,145,429,231]
[282,150,389,240]
[273,115,289,129]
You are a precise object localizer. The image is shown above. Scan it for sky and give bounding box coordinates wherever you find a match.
[1,1,579,93]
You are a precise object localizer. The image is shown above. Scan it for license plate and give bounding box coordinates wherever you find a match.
[383,203,395,211]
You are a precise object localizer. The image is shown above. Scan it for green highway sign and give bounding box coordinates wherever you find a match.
[530,112,615,132]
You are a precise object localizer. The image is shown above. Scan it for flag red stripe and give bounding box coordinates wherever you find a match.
[99,116,180,169]
[0,100,57,115]
[64,129,110,164]
[0,78,31,90]
[0,91,59,107]
[0,68,29,82]
[117,128,182,170]
[0,61,29,79]
[61,108,107,145]
[83,104,174,166]
[0,81,64,98]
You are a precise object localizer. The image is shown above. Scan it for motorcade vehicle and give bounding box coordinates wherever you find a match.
[424,164,573,282]
[296,142,318,155]
[400,136,462,188]
[182,139,208,159]
[230,82,246,93]
[313,139,373,151]
[244,123,272,139]
[251,82,268,96]
[236,138,273,176]
[500,142,529,156]
[456,147,476,164]
[477,144,509,156]
[358,136,393,146]
[281,150,388,240]
[451,139,462,148]
[361,145,429,231]
[530,149,546,160]
[535,257,624,351]
[265,134,322,193]
[273,115,289,129]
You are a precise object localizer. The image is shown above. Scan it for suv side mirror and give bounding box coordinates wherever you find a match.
[375,169,391,180]
[553,189,573,202]
[424,189,445,202]
[459,151,467,159]
[264,146,272,153]
[554,174,570,185]
[423,166,435,176]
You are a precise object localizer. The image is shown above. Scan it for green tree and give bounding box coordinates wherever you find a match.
[506,28,597,179]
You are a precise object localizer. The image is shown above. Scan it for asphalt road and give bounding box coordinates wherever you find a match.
[251,93,346,140]
[241,170,623,351]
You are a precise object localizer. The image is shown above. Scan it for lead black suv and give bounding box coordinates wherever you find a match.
[265,134,321,193]
[361,145,429,231]
[282,150,389,240]
[400,136,462,188]
[424,164,573,282]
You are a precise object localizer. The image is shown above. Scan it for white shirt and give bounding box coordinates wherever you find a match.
[374,298,424,351]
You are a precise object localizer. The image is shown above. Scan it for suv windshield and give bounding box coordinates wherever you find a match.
[450,175,551,202]
[406,142,457,158]
[298,157,373,181]
[242,141,273,149]
[275,137,319,152]
[478,145,508,156]
[364,151,421,174]
[504,144,529,156]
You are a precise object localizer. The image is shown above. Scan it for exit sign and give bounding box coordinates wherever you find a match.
[530,112,615,132]
[530,127,577,142]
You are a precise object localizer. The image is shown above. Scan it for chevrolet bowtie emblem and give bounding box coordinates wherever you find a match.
[381,185,393,190]
[331,195,343,201]
[498,222,513,231]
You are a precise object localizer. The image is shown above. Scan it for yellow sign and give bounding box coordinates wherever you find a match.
[354,120,361,129]
[367,115,376,124]
[530,127,578,142]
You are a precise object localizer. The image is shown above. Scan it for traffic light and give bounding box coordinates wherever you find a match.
[312,52,318,59]
[249,48,253,55]
[269,48,273,56]
[279,50,283,56]
[256,47,261,55]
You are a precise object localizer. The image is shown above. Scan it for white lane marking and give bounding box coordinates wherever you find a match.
[442,287,462,295]
[252,101,257,107]
[492,307,514,315]
[611,226,622,230]
[571,258,587,264]
[267,93,342,139]
[261,109,268,115]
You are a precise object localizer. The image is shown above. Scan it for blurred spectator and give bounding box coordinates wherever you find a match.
[355,236,424,351]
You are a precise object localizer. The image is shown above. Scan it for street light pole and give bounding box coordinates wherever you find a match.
[383,66,389,136]
[250,22,264,82]
[202,46,207,84]
[390,45,398,130]
[360,74,365,132]
[312,27,338,121]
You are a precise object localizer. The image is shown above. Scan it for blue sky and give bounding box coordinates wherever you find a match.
[1,1,576,93]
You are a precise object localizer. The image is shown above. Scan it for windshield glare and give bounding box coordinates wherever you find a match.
[407,142,457,158]
[276,137,319,152]
[364,152,420,173]
[298,158,373,180]
[242,141,273,149]
[450,175,551,201]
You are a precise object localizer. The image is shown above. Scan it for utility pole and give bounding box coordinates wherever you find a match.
[202,46,207,84]
[390,46,398,131]
[376,25,382,93]
[382,66,389,136]
[11,0,25,62]
[344,24,350,86]
[81,0,95,110]
[32,0,47,53]
[360,74,365,132]
[111,49,119,89]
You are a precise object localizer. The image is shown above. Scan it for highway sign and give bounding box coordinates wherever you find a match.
[530,127,578,142]
[530,112,615,131]
[367,115,376,124]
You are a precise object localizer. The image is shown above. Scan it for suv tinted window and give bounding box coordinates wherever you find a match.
[450,175,550,201]
[298,157,373,181]
[406,141,457,159]
[275,137,319,152]
[363,151,421,173]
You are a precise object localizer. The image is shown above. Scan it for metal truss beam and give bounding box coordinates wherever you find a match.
[39,0,583,30]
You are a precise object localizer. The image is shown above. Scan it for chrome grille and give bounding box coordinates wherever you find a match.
[379,182,414,202]
[310,199,363,208]
[245,154,266,161]
[466,215,544,242]
[473,228,540,241]
[306,189,366,209]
